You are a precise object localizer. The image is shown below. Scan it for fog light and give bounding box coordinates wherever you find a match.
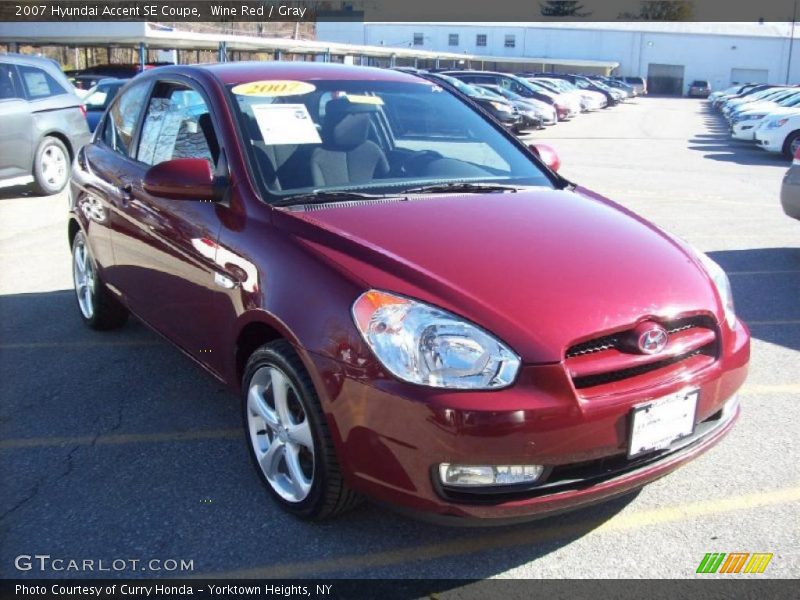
[439,464,544,487]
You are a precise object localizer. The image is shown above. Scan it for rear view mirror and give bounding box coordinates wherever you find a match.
[528,143,561,172]
[143,158,219,201]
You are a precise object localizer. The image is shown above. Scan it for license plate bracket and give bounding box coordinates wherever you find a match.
[628,389,699,458]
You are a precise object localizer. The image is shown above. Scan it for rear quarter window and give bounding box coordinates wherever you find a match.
[18,65,67,99]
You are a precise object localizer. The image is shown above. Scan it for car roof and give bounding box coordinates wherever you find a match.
[149,62,422,87]
[0,52,61,69]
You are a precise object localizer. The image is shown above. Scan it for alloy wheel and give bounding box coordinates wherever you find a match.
[247,365,315,503]
[72,237,95,319]
[41,144,68,190]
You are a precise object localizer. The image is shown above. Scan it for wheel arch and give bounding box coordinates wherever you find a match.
[39,130,75,161]
[67,217,81,247]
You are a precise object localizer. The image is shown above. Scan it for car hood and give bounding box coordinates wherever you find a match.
[277,188,719,363]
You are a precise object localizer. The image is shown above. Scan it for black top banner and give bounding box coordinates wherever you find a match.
[0,0,799,23]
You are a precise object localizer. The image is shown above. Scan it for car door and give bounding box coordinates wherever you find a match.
[0,63,34,179]
[112,79,227,376]
[82,78,152,278]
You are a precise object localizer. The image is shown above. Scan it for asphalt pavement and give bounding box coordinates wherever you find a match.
[0,97,798,580]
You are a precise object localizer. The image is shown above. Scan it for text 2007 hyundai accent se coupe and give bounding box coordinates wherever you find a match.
[69,63,749,522]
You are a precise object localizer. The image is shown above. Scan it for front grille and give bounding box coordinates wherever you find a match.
[565,316,718,392]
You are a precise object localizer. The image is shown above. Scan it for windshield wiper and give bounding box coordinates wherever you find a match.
[273,190,392,207]
[400,182,520,195]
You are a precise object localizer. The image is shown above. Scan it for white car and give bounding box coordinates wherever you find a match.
[733,107,800,141]
[755,112,800,158]
[536,78,606,111]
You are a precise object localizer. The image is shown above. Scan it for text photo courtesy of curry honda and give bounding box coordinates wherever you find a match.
[0,1,799,593]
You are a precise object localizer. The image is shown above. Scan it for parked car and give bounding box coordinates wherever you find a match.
[688,80,711,98]
[523,78,583,116]
[476,83,557,125]
[755,111,800,158]
[534,77,607,111]
[69,62,749,523]
[596,77,637,98]
[424,72,522,131]
[727,89,800,125]
[0,53,91,194]
[439,70,576,121]
[615,76,647,95]
[781,148,800,220]
[530,73,621,107]
[82,78,125,132]
[72,62,172,80]
[730,99,800,142]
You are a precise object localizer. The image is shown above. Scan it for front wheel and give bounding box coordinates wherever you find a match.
[71,231,129,330]
[783,130,800,160]
[243,340,361,520]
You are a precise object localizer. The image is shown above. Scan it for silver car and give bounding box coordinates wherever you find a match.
[0,53,90,194]
[781,153,800,221]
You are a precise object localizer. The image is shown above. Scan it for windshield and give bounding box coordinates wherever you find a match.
[228,79,553,202]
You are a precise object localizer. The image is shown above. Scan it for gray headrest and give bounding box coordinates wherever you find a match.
[322,97,379,150]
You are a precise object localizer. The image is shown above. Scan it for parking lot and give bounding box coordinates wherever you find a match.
[0,96,798,580]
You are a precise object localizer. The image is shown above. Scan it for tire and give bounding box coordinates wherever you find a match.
[32,136,71,195]
[71,231,129,330]
[242,340,361,520]
[782,130,800,160]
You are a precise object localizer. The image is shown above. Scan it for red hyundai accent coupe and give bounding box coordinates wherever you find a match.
[68,63,749,522]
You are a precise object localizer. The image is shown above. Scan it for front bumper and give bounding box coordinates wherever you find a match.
[755,128,786,153]
[731,121,762,141]
[311,318,749,521]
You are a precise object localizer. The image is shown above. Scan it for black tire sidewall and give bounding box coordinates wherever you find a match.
[71,231,99,327]
[33,136,70,195]
[783,130,800,160]
[241,344,331,519]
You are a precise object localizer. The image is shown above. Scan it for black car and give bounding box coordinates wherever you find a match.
[439,70,567,117]
[424,72,522,131]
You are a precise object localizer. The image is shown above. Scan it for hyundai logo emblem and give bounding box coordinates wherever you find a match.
[636,323,669,354]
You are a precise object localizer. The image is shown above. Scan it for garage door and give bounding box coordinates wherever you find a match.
[730,68,769,85]
[647,63,685,96]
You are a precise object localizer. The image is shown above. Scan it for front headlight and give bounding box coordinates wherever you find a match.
[352,290,520,389]
[766,117,789,129]
[695,252,736,329]
[490,101,512,113]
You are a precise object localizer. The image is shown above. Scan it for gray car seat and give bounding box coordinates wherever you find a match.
[310,98,389,187]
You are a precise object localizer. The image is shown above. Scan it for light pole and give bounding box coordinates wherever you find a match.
[788,0,798,84]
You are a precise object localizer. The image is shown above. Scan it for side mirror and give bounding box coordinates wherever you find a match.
[143,158,219,201]
[528,143,561,172]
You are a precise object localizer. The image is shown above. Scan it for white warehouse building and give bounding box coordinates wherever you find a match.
[316,21,800,94]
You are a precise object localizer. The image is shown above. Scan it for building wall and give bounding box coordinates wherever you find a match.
[316,22,799,89]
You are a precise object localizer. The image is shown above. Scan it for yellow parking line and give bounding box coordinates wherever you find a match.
[746,319,800,326]
[0,340,160,349]
[0,428,241,450]
[202,485,800,579]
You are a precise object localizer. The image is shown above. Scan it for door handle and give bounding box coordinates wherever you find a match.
[120,183,134,205]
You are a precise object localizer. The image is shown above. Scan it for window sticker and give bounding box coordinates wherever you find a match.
[232,80,316,97]
[251,104,322,145]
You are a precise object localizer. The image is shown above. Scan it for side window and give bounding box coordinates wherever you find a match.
[0,63,21,99]
[103,81,150,157]
[17,65,66,99]
[137,83,219,168]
